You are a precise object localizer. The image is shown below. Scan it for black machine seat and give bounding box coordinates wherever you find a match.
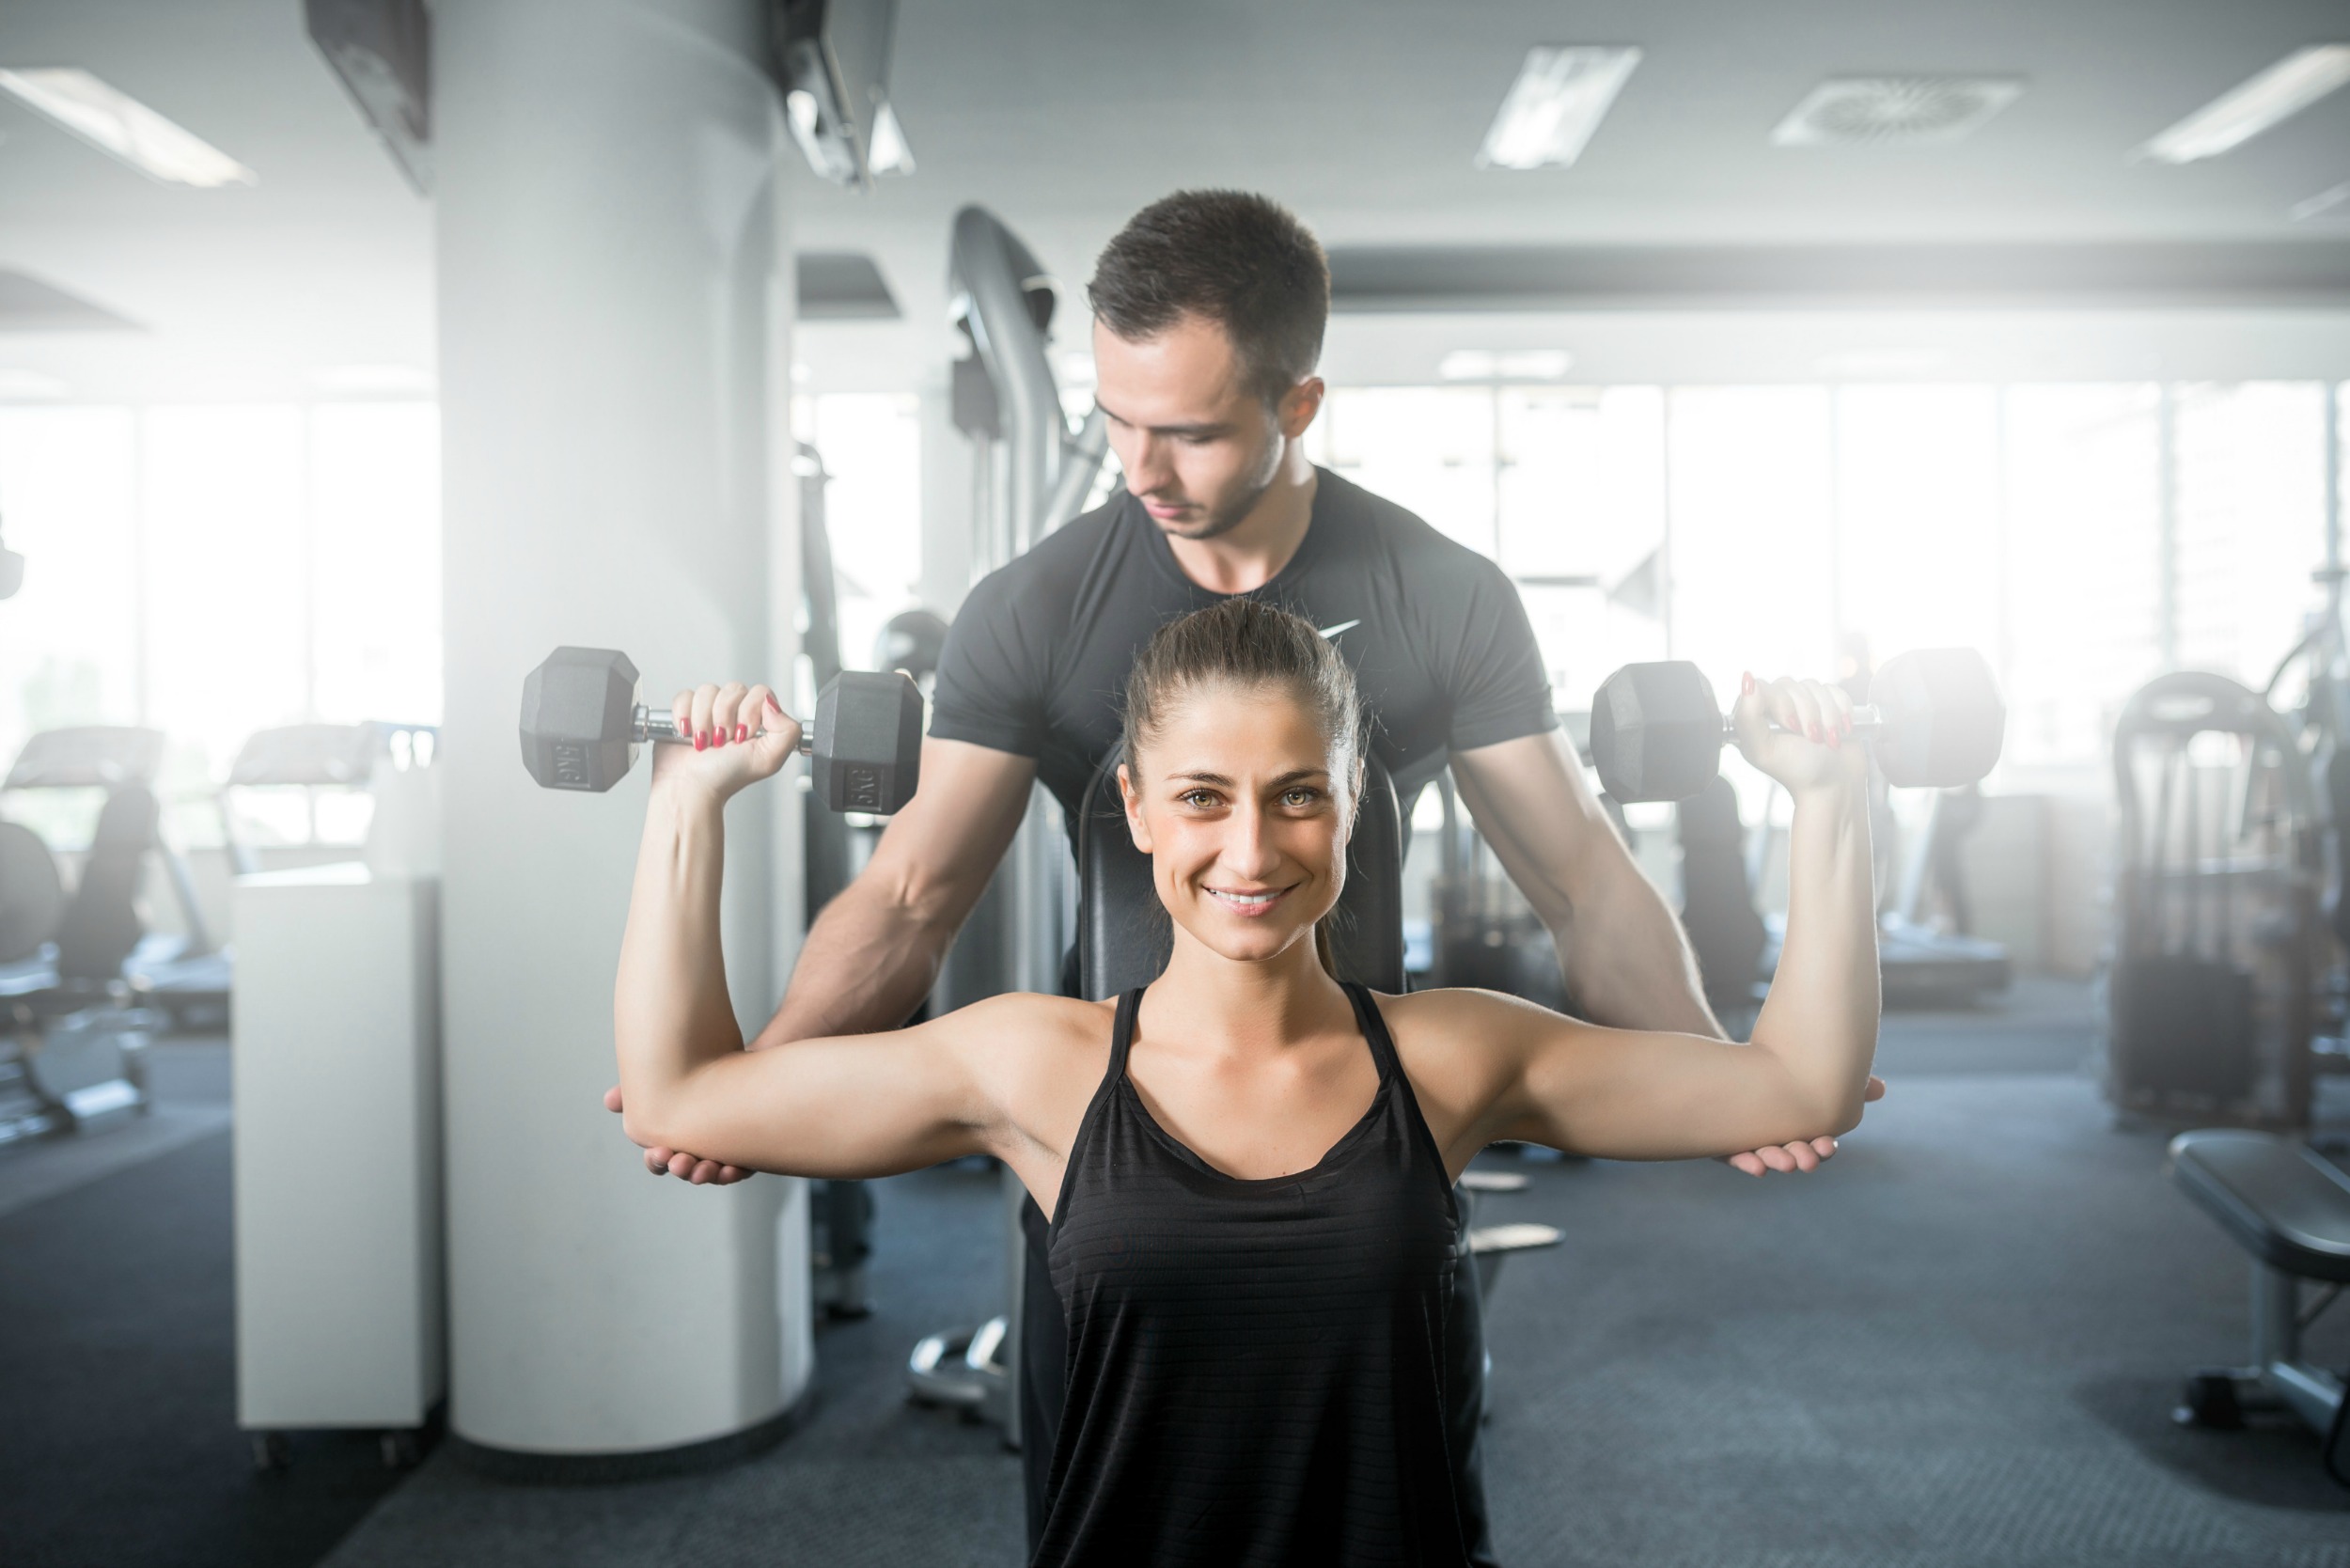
[2169,1129,2350,1285]
[1075,743,1406,1000]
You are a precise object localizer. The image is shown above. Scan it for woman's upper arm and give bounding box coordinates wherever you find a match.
[631,996,1027,1180]
[1475,993,1831,1160]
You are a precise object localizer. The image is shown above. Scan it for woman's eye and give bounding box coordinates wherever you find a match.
[1180,790,1217,808]
[1282,789,1320,808]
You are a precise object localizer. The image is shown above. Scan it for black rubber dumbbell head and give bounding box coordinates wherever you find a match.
[1589,661,1728,804]
[811,671,925,813]
[520,647,642,792]
[1867,647,2005,789]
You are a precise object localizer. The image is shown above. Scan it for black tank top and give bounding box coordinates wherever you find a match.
[1036,983,1467,1568]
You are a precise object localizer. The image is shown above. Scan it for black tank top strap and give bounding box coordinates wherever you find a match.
[1043,987,1146,1235]
[1109,985,1141,1073]
[1341,982,1459,1211]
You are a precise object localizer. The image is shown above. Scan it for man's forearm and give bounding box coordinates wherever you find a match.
[1449,735,1727,1041]
[750,874,960,1048]
[1548,850,1725,1039]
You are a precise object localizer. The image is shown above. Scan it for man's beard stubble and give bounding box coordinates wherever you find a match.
[1151,424,1285,543]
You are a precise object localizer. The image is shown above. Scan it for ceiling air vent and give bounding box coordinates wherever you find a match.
[1772,77,2022,147]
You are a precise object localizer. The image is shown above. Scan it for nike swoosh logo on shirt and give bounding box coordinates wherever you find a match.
[1318,619,1361,640]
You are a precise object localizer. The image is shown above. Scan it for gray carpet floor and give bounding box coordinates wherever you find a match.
[10,985,2349,1566]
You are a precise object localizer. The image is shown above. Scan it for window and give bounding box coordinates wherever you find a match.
[1313,378,2341,785]
[0,400,442,848]
[2173,383,2327,692]
[804,393,922,673]
[2004,386,2162,768]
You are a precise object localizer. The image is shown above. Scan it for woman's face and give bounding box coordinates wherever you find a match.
[1120,680,1352,966]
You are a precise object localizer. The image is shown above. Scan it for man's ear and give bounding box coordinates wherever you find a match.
[1278,375,1324,442]
[1118,762,1154,853]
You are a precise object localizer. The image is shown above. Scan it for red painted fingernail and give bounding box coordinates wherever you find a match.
[766,693,782,713]
[735,723,748,744]
[714,726,728,747]
[694,731,707,751]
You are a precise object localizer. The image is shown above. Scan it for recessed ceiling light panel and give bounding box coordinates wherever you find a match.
[2291,180,2350,223]
[0,68,256,186]
[1772,77,2023,147]
[1477,46,1641,171]
[2137,44,2350,164]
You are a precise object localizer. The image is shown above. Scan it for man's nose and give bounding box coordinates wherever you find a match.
[1125,435,1174,494]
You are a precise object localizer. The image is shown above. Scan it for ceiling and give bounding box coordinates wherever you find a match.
[2,0,2348,403]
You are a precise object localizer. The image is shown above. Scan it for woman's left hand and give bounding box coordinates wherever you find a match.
[1729,672,1871,797]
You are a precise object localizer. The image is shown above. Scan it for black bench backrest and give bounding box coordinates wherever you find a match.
[1075,742,1405,1001]
[56,782,157,982]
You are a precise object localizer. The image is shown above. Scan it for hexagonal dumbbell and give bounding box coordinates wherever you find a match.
[1587,647,2006,804]
[519,647,923,812]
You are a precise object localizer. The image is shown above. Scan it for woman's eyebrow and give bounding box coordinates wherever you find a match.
[1166,767,1331,789]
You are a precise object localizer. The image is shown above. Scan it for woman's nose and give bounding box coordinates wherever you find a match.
[1220,806,1281,877]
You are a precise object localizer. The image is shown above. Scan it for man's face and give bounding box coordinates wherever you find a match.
[1093,313,1323,541]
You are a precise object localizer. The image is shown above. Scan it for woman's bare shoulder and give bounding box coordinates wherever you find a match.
[940,990,1115,1035]
[1372,985,1559,1035]
[929,992,1117,1078]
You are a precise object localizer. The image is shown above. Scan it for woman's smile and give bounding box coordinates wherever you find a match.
[1203,882,1295,917]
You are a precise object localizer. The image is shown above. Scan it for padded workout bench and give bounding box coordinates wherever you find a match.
[2167,1128,2350,1482]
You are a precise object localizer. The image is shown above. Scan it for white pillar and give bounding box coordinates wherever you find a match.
[435,0,810,1454]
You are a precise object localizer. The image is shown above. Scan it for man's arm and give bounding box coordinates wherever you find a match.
[1449,730,1720,1036]
[750,735,1038,1046]
[1447,729,1879,1176]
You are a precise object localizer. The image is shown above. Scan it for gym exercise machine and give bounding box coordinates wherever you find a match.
[2167,1128,2350,1484]
[0,727,208,1142]
[902,206,1112,1439]
[2107,673,2327,1128]
[0,726,232,1027]
[220,720,442,879]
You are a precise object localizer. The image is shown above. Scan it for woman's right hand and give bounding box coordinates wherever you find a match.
[649,681,802,804]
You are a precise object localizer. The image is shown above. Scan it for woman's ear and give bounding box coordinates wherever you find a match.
[1118,762,1154,853]
[1340,749,1366,848]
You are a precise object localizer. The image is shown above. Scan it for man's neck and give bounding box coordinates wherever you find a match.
[1163,445,1319,595]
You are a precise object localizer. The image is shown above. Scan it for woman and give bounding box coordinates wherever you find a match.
[616,598,1876,1567]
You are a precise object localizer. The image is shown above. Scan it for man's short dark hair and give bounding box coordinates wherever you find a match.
[1089,191,1330,405]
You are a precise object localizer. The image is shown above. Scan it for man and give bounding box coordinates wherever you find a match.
[616,190,1873,1561]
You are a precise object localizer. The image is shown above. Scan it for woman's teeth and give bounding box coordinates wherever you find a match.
[1208,886,1282,910]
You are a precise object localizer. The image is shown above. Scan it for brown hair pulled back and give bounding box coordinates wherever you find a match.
[1121,597,1363,973]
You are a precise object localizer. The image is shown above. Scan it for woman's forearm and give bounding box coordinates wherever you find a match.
[614,779,741,1144]
[1747,783,1878,1131]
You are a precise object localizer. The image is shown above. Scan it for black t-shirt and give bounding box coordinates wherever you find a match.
[930,466,1558,823]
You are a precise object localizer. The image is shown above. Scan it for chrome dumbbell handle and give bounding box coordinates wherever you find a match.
[1717,703,1889,741]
